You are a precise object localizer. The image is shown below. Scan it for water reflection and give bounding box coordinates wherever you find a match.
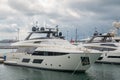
[0,64,120,80]
[0,64,92,80]
[87,63,120,80]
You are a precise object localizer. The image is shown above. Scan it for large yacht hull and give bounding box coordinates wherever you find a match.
[4,53,101,72]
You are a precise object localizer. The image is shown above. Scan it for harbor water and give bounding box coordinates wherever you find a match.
[0,61,120,80]
[0,49,120,80]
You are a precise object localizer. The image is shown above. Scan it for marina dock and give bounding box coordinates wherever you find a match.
[0,46,18,49]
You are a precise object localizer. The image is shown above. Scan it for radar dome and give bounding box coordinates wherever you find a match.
[32,27,37,31]
[40,27,45,31]
[59,32,62,37]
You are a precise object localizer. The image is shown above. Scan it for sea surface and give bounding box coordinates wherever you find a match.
[0,49,120,80]
[0,61,120,80]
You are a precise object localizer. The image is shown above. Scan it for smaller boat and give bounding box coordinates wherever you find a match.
[79,31,120,64]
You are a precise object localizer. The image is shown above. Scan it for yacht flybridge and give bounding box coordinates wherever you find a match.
[4,26,101,72]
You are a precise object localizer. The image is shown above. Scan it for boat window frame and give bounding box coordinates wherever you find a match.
[33,59,43,64]
[32,51,69,56]
[22,58,30,63]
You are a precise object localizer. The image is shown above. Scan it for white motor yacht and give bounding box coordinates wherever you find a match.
[79,32,120,64]
[4,26,101,72]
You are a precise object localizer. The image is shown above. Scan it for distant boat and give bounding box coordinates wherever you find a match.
[0,39,18,43]
[0,39,18,49]
[77,31,120,64]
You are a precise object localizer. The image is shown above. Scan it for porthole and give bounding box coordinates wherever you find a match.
[59,65,61,67]
[68,56,70,59]
[50,64,52,66]
[45,64,47,65]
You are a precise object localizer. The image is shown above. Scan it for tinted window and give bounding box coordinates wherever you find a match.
[85,46,116,51]
[108,56,120,58]
[33,59,43,63]
[101,44,117,47]
[34,41,41,43]
[22,58,30,63]
[101,48,116,51]
[97,57,103,60]
[32,51,44,55]
[32,51,69,56]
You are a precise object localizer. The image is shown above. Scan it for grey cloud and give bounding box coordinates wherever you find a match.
[8,0,44,16]
[69,0,120,21]
[0,26,16,33]
[7,0,81,20]
[0,0,120,40]
[101,0,120,6]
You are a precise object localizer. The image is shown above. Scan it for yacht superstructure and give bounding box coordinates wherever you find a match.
[4,26,101,72]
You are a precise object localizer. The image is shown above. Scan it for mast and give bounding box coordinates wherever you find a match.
[67,30,69,40]
[75,28,77,42]
[17,28,20,41]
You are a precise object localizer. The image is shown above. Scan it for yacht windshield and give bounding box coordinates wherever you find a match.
[29,33,50,39]
[91,37,112,43]
[92,37,102,43]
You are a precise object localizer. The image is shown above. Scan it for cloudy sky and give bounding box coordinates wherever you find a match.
[0,0,120,40]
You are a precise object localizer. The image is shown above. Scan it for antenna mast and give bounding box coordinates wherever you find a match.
[75,28,77,42]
